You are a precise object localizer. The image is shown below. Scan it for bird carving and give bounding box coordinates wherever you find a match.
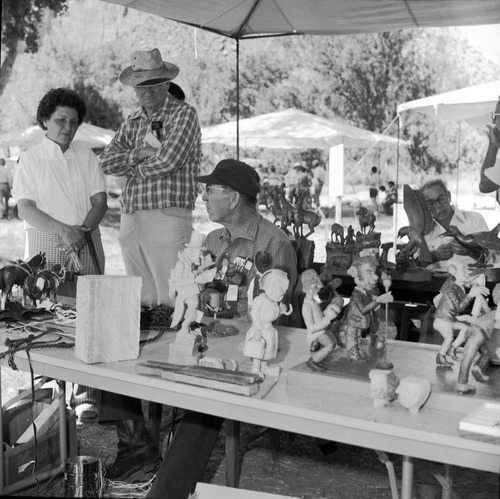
[398,185,434,265]
[440,222,500,267]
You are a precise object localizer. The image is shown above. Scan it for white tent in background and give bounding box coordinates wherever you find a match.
[0,123,115,150]
[202,109,406,222]
[397,80,500,126]
[202,108,402,150]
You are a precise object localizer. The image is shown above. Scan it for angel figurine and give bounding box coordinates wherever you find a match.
[244,269,293,377]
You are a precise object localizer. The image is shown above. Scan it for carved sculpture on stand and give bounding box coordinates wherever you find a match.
[324,222,361,273]
[433,260,490,369]
[456,283,500,394]
[355,207,381,259]
[338,256,393,362]
[300,269,343,371]
[269,185,294,235]
[393,185,434,279]
[168,232,217,364]
[441,222,500,268]
[243,269,293,377]
[291,189,320,271]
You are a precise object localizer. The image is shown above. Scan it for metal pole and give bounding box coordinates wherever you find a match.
[236,39,240,160]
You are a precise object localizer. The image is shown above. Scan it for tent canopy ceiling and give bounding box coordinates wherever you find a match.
[397,80,500,126]
[0,123,115,150]
[100,1,500,39]
[202,108,405,150]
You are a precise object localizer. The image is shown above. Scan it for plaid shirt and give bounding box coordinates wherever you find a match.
[99,93,201,213]
[205,212,298,318]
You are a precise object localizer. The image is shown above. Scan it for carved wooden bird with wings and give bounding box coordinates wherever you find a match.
[441,222,500,267]
[397,184,434,266]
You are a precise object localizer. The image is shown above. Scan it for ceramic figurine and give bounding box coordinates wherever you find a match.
[300,269,343,371]
[339,256,393,362]
[368,369,399,407]
[292,190,321,240]
[169,232,217,336]
[396,377,431,413]
[244,269,293,377]
[456,283,500,394]
[433,260,489,368]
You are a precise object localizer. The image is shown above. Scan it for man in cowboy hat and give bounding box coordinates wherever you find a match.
[98,48,201,480]
[100,47,201,310]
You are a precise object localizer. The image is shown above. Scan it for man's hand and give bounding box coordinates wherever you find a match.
[432,243,454,261]
[486,125,500,150]
[136,146,157,162]
[449,239,468,256]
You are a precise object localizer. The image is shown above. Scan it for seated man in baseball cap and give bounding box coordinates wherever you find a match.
[146,159,298,498]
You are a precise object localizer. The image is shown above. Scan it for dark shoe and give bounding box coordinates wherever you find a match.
[106,419,159,481]
[307,357,327,371]
[436,353,453,368]
[447,346,460,361]
[471,365,489,383]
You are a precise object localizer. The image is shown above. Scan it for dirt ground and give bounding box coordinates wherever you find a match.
[4,388,499,499]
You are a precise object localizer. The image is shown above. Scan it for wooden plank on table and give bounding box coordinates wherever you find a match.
[137,361,261,385]
[160,370,260,396]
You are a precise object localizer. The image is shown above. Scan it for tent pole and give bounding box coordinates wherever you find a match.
[392,114,402,264]
[455,122,461,205]
[236,39,240,160]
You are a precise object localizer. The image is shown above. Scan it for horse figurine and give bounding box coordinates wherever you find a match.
[0,252,47,309]
[293,190,321,239]
[23,264,67,307]
[271,184,295,234]
[330,223,344,244]
[356,207,376,235]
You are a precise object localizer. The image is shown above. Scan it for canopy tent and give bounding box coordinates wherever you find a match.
[100,1,500,39]
[202,109,407,222]
[397,80,500,126]
[202,108,404,150]
[0,123,115,150]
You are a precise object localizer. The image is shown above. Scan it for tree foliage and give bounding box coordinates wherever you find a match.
[1,0,498,182]
[1,0,68,95]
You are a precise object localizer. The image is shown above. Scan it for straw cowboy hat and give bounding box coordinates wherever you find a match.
[119,48,179,87]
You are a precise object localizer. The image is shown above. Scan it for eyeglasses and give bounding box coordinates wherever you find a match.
[425,193,449,210]
[205,185,230,195]
[492,112,500,124]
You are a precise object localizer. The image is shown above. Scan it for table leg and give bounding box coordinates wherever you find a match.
[148,402,163,449]
[225,419,240,488]
[441,463,453,499]
[57,380,67,465]
[0,367,5,494]
[401,455,414,499]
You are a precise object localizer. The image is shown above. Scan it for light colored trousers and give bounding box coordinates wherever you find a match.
[119,208,193,308]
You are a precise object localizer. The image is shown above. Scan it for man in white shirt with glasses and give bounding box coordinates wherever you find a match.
[419,178,489,270]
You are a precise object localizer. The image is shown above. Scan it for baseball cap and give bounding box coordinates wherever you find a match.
[195,159,261,197]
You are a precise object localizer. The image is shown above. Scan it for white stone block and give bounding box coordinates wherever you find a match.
[75,275,142,364]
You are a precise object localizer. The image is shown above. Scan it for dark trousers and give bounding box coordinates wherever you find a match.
[97,390,144,423]
[147,411,223,499]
